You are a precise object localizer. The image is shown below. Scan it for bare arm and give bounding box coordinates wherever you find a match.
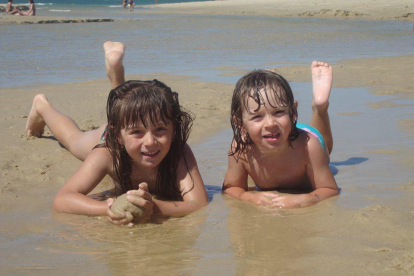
[53,148,112,215]
[127,144,208,217]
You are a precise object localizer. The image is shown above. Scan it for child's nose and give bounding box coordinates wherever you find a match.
[264,114,277,127]
[143,132,157,146]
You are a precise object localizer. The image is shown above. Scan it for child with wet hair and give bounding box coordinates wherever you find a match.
[222,62,339,208]
[26,42,207,225]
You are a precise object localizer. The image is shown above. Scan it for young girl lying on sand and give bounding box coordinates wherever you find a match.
[26,42,208,225]
[222,62,339,208]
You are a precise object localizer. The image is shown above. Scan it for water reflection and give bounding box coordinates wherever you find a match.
[52,210,208,275]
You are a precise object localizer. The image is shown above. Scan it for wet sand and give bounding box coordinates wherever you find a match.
[1,54,413,275]
[0,16,114,25]
[1,0,414,275]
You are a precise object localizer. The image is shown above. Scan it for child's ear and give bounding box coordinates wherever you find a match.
[294,101,298,109]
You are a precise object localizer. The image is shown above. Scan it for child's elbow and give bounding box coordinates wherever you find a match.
[52,194,65,213]
[324,188,339,199]
[192,198,208,212]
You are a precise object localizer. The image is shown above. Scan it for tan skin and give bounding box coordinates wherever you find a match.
[223,63,339,208]
[54,141,207,225]
[223,132,338,208]
[28,41,207,226]
[52,120,207,225]
[29,94,208,225]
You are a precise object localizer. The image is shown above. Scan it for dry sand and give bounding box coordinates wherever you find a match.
[150,0,414,20]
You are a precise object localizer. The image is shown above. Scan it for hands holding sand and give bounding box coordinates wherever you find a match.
[107,183,154,226]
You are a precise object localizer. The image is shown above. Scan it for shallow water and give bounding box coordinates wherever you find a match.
[1,84,413,275]
[1,14,413,87]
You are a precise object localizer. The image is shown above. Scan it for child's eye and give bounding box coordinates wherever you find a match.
[132,130,144,135]
[274,110,285,116]
[251,115,262,120]
[156,127,167,132]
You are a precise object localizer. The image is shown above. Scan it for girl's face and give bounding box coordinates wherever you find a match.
[119,121,174,168]
[241,89,294,152]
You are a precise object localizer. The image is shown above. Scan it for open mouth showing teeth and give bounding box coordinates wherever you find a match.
[263,133,280,139]
[142,150,160,157]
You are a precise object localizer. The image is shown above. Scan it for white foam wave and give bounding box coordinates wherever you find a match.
[109,5,123,8]
[49,9,71,12]
[37,3,53,5]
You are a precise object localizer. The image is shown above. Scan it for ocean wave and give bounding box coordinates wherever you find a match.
[49,9,71,12]
[108,5,123,8]
[37,3,53,5]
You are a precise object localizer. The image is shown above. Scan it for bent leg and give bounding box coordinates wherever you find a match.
[103,41,126,89]
[26,94,105,161]
[310,61,333,154]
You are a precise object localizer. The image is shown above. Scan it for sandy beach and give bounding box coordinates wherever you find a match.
[1,0,413,25]
[1,0,413,275]
[151,0,414,20]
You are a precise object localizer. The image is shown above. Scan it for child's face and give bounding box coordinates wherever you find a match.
[241,89,293,152]
[119,121,174,168]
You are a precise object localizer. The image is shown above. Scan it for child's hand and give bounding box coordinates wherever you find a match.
[125,182,154,222]
[269,194,306,209]
[106,198,134,226]
[250,192,280,206]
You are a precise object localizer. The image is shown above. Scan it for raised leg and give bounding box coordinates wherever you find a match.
[103,41,126,89]
[26,94,105,161]
[310,61,333,154]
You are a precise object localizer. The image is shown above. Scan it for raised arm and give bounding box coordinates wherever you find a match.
[53,148,112,215]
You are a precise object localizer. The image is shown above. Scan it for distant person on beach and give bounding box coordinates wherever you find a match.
[8,0,36,16]
[128,0,135,11]
[25,41,208,226]
[222,62,339,208]
[5,0,15,13]
[122,0,126,8]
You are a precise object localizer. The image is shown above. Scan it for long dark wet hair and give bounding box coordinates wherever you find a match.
[229,70,299,160]
[102,80,194,199]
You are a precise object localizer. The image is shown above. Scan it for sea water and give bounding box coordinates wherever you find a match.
[15,0,210,18]
[1,14,413,87]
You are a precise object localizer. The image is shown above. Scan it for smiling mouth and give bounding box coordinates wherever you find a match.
[263,133,280,140]
[141,150,160,157]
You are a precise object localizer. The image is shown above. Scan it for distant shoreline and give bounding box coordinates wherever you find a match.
[142,0,414,21]
[1,0,413,25]
[0,15,114,25]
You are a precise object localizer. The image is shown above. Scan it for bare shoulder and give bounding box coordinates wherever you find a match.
[228,140,249,165]
[177,143,207,203]
[177,143,200,178]
[223,141,249,190]
[83,147,113,173]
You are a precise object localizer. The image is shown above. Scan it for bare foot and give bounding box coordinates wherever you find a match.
[103,41,126,88]
[26,94,49,137]
[311,61,333,110]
